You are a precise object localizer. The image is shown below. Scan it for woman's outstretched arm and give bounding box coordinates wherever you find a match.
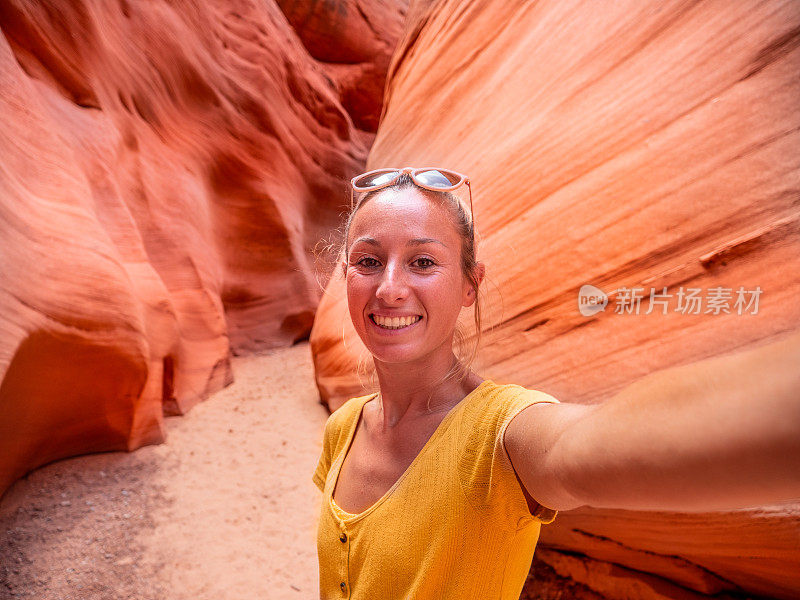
[504,330,800,512]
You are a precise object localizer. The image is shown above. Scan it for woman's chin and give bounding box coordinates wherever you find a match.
[358,325,458,368]
[365,344,424,366]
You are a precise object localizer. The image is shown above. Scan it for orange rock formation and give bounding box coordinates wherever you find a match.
[309,1,800,598]
[0,0,406,496]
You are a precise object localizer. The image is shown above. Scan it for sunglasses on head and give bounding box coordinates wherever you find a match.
[349,167,473,222]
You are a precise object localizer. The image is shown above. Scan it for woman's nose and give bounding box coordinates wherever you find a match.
[375,263,409,302]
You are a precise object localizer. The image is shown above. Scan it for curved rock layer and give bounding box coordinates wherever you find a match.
[309,1,800,598]
[0,0,406,497]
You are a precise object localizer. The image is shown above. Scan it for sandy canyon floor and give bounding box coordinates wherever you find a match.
[0,343,596,600]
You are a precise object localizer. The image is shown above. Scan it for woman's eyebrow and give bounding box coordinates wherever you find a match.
[351,237,447,247]
[351,236,380,246]
[408,237,447,247]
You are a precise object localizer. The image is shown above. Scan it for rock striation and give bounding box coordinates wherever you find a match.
[309,1,800,598]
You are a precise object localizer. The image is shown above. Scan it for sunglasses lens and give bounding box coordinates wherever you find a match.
[354,170,399,189]
[415,169,461,188]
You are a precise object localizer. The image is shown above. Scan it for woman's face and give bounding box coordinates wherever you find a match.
[345,187,477,367]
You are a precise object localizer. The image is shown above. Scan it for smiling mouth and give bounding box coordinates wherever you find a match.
[370,314,423,330]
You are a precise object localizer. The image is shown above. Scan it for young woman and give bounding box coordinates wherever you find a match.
[312,167,800,600]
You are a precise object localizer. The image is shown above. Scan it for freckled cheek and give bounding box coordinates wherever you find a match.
[413,284,457,326]
[345,274,373,326]
[417,274,459,303]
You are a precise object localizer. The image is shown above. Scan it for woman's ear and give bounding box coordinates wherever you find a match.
[463,262,486,306]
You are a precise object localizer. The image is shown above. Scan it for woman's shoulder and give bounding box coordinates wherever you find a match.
[477,379,561,410]
[460,379,560,434]
[334,390,377,416]
[323,391,377,440]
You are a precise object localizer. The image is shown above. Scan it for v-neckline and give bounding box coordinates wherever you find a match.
[330,379,491,523]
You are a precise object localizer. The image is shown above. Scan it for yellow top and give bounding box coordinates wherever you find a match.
[312,379,559,600]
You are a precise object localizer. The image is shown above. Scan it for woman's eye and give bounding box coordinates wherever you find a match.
[356,257,380,268]
[414,257,436,269]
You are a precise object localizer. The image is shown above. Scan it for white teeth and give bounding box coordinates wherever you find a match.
[372,314,422,329]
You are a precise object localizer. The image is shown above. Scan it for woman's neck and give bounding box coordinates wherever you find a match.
[371,351,482,429]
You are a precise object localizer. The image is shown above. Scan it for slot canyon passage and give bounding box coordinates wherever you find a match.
[1,1,799,599]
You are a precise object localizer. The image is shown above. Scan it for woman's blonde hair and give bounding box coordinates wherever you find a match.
[341,173,483,407]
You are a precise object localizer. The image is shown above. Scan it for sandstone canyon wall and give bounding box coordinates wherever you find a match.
[0,0,406,497]
[310,1,800,598]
